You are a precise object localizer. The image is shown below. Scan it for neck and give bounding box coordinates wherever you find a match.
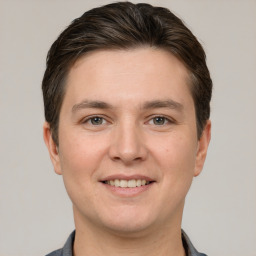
[73,209,185,256]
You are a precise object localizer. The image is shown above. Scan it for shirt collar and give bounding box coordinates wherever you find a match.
[182,230,207,256]
[61,230,74,256]
[59,230,206,256]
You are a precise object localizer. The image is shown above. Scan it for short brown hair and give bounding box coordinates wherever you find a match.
[42,1,212,145]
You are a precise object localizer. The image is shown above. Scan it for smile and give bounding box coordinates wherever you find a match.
[102,179,153,188]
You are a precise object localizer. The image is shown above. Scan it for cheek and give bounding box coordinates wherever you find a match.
[150,132,197,193]
[58,129,109,182]
[151,132,197,170]
[58,134,107,207]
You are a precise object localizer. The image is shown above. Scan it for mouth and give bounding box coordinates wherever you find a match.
[101,179,155,188]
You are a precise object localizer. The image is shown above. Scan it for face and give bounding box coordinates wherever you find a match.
[44,48,210,235]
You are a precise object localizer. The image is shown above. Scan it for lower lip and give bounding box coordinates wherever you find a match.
[101,182,154,197]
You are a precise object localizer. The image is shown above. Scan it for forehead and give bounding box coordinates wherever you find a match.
[63,47,193,109]
[71,47,189,81]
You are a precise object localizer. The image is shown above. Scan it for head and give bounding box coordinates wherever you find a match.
[42,2,212,146]
[42,2,212,236]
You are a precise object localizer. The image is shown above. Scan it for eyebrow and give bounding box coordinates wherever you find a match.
[142,99,184,111]
[72,100,113,113]
[72,99,183,113]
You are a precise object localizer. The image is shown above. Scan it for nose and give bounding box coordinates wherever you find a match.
[108,121,148,165]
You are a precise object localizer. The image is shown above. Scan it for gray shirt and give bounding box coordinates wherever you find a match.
[46,230,207,256]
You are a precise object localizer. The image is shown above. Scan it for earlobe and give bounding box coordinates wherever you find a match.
[194,120,211,177]
[43,122,62,175]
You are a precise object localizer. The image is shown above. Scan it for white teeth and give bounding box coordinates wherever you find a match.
[128,179,136,188]
[114,179,120,187]
[105,179,150,188]
[136,180,142,186]
[120,180,128,188]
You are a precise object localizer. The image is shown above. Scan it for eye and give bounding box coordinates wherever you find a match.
[153,116,167,125]
[149,116,172,125]
[84,116,106,125]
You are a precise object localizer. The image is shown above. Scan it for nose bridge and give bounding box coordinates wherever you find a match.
[109,116,147,163]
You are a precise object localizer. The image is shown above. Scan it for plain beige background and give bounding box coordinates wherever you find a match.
[0,0,255,255]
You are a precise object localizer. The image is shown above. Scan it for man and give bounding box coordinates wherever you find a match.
[42,2,212,256]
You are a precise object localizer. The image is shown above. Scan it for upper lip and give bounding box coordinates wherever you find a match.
[100,174,155,182]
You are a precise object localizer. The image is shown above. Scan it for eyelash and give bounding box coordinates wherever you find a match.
[82,115,108,126]
[81,115,174,126]
[147,115,174,126]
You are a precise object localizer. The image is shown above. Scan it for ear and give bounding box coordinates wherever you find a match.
[194,120,211,177]
[43,122,62,175]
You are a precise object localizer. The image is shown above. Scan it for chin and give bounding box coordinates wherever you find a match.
[103,220,154,237]
[97,207,159,235]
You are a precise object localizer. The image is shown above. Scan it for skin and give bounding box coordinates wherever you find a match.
[44,47,211,256]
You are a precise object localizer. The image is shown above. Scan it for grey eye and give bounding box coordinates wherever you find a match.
[153,116,167,125]
[90,117,104,125]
